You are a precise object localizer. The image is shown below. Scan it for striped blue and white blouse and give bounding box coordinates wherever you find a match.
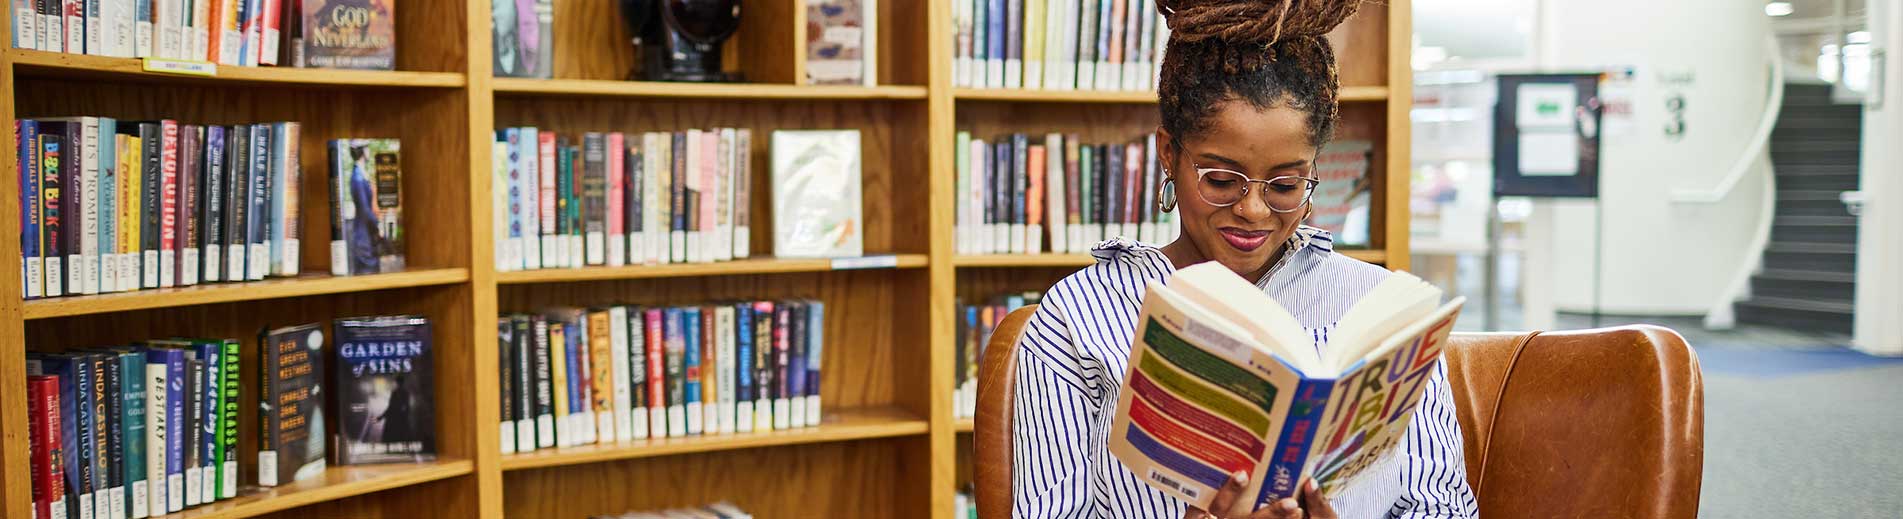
[1011,227,1479,519]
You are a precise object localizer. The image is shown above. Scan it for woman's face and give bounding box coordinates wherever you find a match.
[1159,100,1318,281]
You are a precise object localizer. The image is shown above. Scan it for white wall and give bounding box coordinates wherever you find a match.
[1855,0,1903,355]
[1535,0,1774,314]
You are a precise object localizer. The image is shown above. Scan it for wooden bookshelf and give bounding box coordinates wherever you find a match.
[952,85,1389,103]
[500,406,929,471]
[9,49,468,87]
[494,78,928,100]
[23,269,473,319]
[151,460,474,519]
[955,418,974,433]
[0,0,1407,517]
[495,255,929,284]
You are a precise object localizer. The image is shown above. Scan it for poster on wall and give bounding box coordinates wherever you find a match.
[1493,73,1603,198]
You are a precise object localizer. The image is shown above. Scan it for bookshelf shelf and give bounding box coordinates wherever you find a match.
[492,78,930,100]
[7,50,467,88]
[953,250,1390,268]
[494,255,930,284]
[153,460,474,519]
[952,85,1388,104]
[22,268,474,320]
[955,418,974,433]
[499,406,931,471]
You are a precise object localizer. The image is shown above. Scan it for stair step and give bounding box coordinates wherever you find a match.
[1756,268,1856,283]
[1770,151,1862,166]
[1775,174,1859,191]
[1775,115,1865,130]
[1771,140,1861,153]
[1775,164,1860,176]
[1774,215,1857,226]
[1779,105,1864,118]
[1783,83,1835,96]
[1734,299,1855,333]
[1763,243,1858,272]
[1773,128,1862,141]
[1775,191,1856,216]
[1751,275,1856,301]
[1738,295,1855,314]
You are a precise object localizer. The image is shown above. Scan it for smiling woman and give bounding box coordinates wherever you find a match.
[1007,1,1479,518]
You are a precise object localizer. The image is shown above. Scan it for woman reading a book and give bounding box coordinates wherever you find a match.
[1011,1,1478,518]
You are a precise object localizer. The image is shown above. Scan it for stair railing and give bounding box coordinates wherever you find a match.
[1677,35,1784,328]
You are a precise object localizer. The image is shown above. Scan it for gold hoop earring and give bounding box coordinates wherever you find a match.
[1157,176,1177,213]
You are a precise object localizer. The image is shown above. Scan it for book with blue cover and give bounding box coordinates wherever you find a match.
[682,306,703,435]
[333,315,437,465]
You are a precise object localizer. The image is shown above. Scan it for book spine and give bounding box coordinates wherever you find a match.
[76,119,99,296]
[119,353,148,519]
[806,300,823,425]
[772,304,791,430]
[952,0,969,86]
[787,302,807,428]
[497,319,515,453]
[1075,0,1097,90]
[1105,0,1125,90]
[508,317,532,451]
[271,122,298,276]
[1004,0,1021,88]
[162,351,183,511]
[197,344,219,504]
[581,133,607,266]
[28,376,65,519]
[218,339,238,499]
[984,0,1002,88]
[142,352,166,515]
[732,129,750,259]
[953,131,968,255]
[13,0,36,50]
[537,131,556,268]
[1257,378,1335,506]
[606,133,625,267]
[246,124,268,280]
[96,120,118,294]
[176,126,199,287]
[20,121,42,299]
[608,306,634,442]
[1024,0,1043,90]
[546,317,570,446]
[158,121,179,288]
[713,129,732,263]
[1094,0,1115,88]
[970,0,986,87]
[255,328,275,487]
[751,301,773,432]
[644,309,665,438]
[180,354,200,507]
[1012,133,1029,253]
[54,123,80,296]
[733,304,753,434]
[587,310,615,443]
[61,0,78,53]
[626,140,643,266]
[699,308,717,432]
[39,133,62,297]
[224,126,247,282]
[202,126,225,283]
[98,353,126,519]
[669,132,686,264]
[663,308,686,437]
[566,144,583,267]
[518,129,540,270]
[682,307,703,435]
[531,317,554,448]
[625,309,648,440]
[991,138,1008,253]
[255,0,276,63]
[715,305,735,435]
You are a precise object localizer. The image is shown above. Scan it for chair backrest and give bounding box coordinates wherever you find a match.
[973,305,1704,519]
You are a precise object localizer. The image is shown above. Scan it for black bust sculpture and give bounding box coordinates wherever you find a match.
[620,0,744,82]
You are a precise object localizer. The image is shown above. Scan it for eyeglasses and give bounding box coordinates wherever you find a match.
[1192,165,1319,213]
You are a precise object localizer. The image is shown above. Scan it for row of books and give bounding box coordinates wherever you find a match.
[16,119,304,299]
[954,489,975,519]
[953,291,1038,419]
[497,301,825,455]
[490,128,755,272]
[954,131,1179,256]
[19,315,434,519]
[590,502,752,519]
[490,128,870,270]
[13,118,410,299]
[9,0,398,69]
[952,0,1166,92]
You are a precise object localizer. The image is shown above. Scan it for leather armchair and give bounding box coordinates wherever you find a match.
[974,305,1704,519]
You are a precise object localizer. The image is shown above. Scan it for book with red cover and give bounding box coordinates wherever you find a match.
[29,375,68,519]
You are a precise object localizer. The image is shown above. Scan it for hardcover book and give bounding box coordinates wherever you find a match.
[258,323,326,487]
[1106,263,1461,514]
[333,315,437,464]
[770,130,863,258]
[329,138,405,275]
[300,0,393,69]
[803,0,875,86]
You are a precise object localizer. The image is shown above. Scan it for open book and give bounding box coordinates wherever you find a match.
[1107,262,1464,516]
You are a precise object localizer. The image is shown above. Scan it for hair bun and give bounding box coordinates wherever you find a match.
[1157,0,1360,47]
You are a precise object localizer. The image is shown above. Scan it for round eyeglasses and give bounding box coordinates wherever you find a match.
[1192,166,1319,213]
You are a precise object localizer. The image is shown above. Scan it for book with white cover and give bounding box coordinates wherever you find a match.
[954,131,971,254]
[732,129,752,259]
[771,130,863,258]
[1108,263,1462,515]
[608,306,634,442]
[715,306,736,435]
[1044,133,1067,254]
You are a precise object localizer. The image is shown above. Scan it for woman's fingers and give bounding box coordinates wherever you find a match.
[1249,498,1302,519]
[1204,471,1249,518]
[1298,479,1337,519]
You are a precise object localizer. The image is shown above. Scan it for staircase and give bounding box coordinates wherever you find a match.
[1733,82,1861,334]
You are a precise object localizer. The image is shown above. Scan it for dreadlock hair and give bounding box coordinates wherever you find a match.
[1156,0,1361,149]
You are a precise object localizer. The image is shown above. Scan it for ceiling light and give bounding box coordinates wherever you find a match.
[1766,2,1794,16]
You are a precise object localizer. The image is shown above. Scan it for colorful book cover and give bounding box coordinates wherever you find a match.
[732,304,753,433]
[803,0,869,85]
[95,118,118,294]
[176,125,198,287]
[587,309,615,441]
[20,120,41,299]
[268,122,300,276]
[607,133,627,267]
[219,338,240,499]
[700,307,717,432]
[490,0,548,77]
[334,315,437,464]
[643,308,666,437]
[258,323,326,487]
[302,0,394,69]
[157,120,178,288]
[772,303,792,430]
[202,126,227,284]
[37,131,63,297]
[28,375,68,519]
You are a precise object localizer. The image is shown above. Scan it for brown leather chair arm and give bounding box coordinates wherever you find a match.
[975,305,1038,519]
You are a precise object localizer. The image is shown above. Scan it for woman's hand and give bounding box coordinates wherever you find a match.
[1181,474,1338,519]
